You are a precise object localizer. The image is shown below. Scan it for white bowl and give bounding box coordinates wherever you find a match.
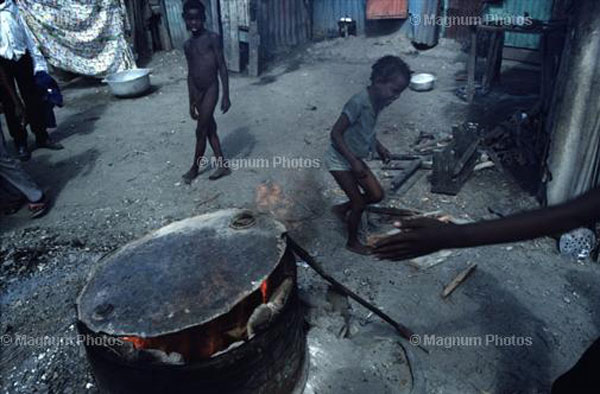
[410,73,436,92]
[103,69,152,98]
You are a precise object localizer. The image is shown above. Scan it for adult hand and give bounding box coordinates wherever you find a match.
[374,217,455,261]
[221,96,231,114]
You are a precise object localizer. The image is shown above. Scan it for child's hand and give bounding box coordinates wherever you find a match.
[221,96,231,113]
[351,160,368,179]
[190,103,199,120]
[380,147,392,164]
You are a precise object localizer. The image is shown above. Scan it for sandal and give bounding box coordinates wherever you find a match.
[28,195,50,219]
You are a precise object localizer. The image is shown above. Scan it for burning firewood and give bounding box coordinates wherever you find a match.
[247,278,294,338]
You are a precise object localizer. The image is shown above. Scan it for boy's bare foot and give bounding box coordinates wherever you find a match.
[182,166,199,184]
[331,204,349,222]
[208,167,231,180]
[346,242,373,255]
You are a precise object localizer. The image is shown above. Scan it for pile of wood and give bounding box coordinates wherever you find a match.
[482,105,546,177]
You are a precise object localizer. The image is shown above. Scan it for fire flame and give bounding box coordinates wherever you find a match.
[260,279,269,303]
[121,336,150,349]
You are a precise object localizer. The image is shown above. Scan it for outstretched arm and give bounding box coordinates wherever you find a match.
[211,34,230,113]
[375,187,600,261]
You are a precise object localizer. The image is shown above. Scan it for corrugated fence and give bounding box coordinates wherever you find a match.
[257,0,312,57]
[486,0,554,49]
[312,0,367,39]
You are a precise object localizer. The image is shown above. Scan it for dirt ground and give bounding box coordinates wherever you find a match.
[2,33,600,393]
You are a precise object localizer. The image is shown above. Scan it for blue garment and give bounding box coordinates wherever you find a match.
[35,71,62,128]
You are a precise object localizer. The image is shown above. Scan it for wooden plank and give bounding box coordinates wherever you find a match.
[431,124,479,196]
[209,0,221,34]
[237,0,251,28]
[502,46,542,65]
[366,206,417,217]
[441,264,477,298]
[391,159,422,192]
[221,0,241,72]
[451,138,480,177]
[248,23,260,76]
[466,28,477,103]
[388,153,420,161]
[482,31,503,91]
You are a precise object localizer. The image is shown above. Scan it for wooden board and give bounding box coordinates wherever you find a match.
[366,0,408,20]
[220,0,241,72]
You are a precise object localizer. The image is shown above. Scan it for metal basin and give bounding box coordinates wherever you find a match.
[103,68,152,98]
[410,73,436,92]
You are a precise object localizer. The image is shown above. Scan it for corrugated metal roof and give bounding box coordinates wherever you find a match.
[486,0,554,49]
[312,0,367,39]
[367,0,408,20]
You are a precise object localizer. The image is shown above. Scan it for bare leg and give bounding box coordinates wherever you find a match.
[330,165,384,255]
[331,201,352,222]
[182,124,208,184]
[331,164,384,223]
[182,83,219,184]
[207,116,231,180]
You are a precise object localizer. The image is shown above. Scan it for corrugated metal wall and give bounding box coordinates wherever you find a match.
[409,0,440,46]
[444,0,482,43]
[366,0,408,19]
[164,0,216,49]
[486,0,554,49]
[312,0,367,39]
[257,0,311,57]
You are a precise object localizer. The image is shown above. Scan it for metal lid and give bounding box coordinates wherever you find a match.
[77,209,288,337]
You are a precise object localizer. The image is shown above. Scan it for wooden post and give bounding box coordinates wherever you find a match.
[482,30,504,92]
[209,0,221,35]
[220,0,240,72]
[466,27,477,103]
[157,1,173,51]
[248,0,261,77]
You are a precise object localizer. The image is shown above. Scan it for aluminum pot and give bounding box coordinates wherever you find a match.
[410,73,436,92]
[103,69,151,98]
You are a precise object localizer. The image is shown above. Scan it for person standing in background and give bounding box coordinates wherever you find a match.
[0,54,50,218]
[0,0,63,161]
